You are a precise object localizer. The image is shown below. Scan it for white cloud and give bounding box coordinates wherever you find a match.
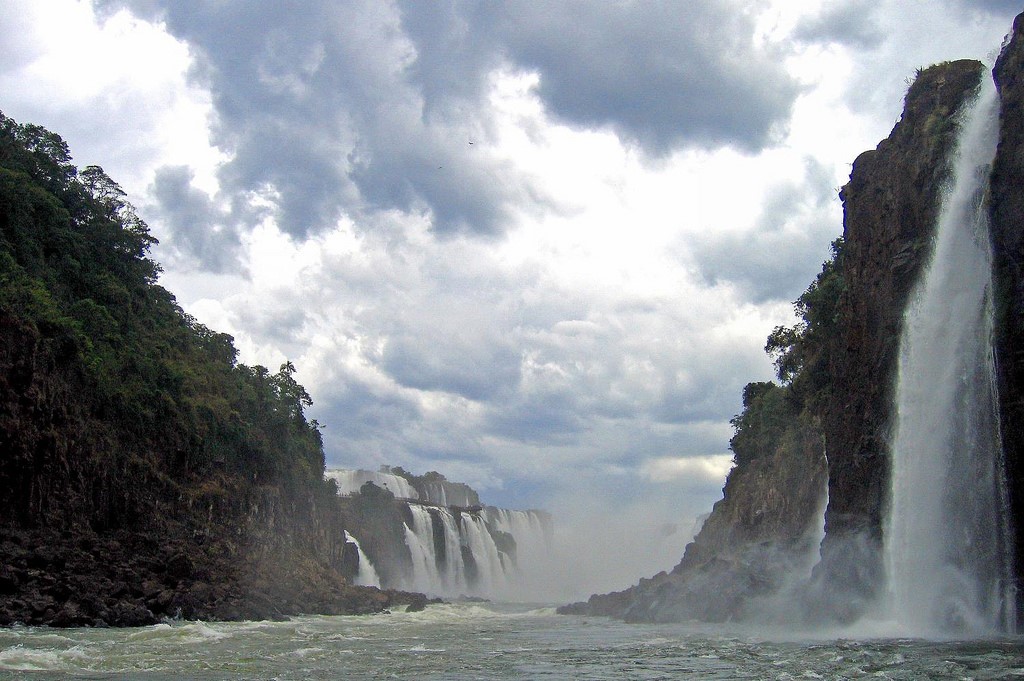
[640,454,735,486]
[0,0,221,200]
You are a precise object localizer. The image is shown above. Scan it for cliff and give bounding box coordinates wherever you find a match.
[990,11,1024,618]
[813,58,987,618]
[561,55,995,622]
[0,116,424,626]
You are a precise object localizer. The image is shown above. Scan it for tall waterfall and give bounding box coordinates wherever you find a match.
[885,76,1016,634]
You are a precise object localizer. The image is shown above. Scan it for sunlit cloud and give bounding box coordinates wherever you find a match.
[639,454,735,486]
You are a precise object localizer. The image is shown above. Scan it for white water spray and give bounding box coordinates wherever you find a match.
[885,76,1016,635]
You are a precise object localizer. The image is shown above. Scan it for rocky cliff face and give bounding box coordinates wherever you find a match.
[813,58,986,619]
[0,114,428,626]
[562,416,826,622]
[990,12,1024,621]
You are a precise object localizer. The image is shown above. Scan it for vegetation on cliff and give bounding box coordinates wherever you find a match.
[0,111,421,626]
[730,237,843,468]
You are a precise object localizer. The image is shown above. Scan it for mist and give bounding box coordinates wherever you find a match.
[501,461,731,604]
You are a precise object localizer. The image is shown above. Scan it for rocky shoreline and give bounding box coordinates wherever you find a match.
[0,526,433,627]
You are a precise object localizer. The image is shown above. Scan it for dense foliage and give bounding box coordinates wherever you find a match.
[729,238,844,465]
[0,111,331,530]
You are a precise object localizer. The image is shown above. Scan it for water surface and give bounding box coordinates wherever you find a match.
[2,602,1023,679]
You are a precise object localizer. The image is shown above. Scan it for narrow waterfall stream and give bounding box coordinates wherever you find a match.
[885,76,1016,635]
[344,531,381,588]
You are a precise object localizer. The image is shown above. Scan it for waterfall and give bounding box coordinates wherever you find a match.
[460,513,508,595]
[344,531,381,588]
[403,505,445,595]
[885,75,1016,634]
[393,502,550,599]
[484,508,553,572]
[326,469,420,500]
[434,508,467,590]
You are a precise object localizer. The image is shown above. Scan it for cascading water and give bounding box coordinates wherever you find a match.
[484,508,553,573]
[459,513,508,595]
[885,75,1016,635]
[326,469,420,500]
[396,503,552,599]
[404,505,445,595]
[343,531,381,588]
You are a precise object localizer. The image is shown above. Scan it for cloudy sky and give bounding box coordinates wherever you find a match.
[1,0,1019,592]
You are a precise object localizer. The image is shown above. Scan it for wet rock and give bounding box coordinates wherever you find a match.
[0,565,19,594]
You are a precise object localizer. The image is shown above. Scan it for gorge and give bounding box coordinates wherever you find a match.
[1,7,1024,641]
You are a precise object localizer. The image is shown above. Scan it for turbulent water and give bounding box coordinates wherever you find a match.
[1,603,1022,680]
[886,76,1016,635]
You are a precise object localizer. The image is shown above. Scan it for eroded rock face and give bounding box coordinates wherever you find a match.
[561,414,827,622]
[990,11,1024,622]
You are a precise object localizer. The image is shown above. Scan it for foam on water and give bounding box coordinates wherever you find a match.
[0,604,1021,679]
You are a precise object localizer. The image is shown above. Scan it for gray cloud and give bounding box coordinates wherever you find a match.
[149,165,241,272]
[688,158,839,303]
[793,0,884,49]
[98,0,550,245]
[955,1,1023,17]
[382,331,522,402]
[98,0,801,260]
[401,0,800,155]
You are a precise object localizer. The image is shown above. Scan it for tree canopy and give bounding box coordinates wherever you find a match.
[0,110,330,529]
[729,238,845,464]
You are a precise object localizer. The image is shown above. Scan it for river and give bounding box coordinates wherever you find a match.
[1,602,1023,679]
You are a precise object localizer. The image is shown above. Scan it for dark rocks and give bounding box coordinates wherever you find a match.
[165,552,195,580]
[0,565,19,595]
[0,518,439,627]
[106,601,158,627]
[990,10,1024,624]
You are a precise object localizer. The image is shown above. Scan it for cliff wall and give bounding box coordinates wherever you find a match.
[814,59,985,616]
[562,413,826,622]
[0,116,424,626]
[990,12,1024,618]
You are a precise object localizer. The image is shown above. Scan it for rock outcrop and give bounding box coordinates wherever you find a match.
[561,415,826,622]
